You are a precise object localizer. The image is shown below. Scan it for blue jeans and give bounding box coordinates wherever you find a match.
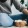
[0,13,28,26]
[0,13,13,26]
[10,14,28,24]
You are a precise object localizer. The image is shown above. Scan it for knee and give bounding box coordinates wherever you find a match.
[1,19,13,26]
[1,13,13,26]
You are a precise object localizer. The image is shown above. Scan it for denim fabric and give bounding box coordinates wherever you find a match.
[0,13,28,26]
[0,13,13,26]
[10,14,27,20]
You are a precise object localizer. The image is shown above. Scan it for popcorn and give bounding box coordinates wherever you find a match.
[15,20,27,27]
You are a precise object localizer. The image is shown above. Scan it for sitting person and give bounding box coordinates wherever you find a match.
[0,0,27,26]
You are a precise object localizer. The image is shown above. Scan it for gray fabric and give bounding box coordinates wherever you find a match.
[13,0,26,12]
[0,0,12,14]
[0,0,26,14]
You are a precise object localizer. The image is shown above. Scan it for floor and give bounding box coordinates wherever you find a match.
[0,26,28,28]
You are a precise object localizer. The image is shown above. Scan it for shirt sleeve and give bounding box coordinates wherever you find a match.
[13,0,26,12]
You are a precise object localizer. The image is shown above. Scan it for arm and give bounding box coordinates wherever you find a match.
[13,0,28,15]
[22,8,28,15]
[0,0,12,14]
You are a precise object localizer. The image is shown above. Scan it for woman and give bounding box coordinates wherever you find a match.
[0,0,27,26]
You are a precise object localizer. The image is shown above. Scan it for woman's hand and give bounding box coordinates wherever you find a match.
[22,8,28,15]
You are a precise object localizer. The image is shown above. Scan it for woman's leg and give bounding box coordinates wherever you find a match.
[10,14,27,26]
[10,14,27,20]
[0,13,13,26]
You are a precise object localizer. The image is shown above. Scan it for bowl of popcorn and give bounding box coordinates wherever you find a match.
[15,20,27,27]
